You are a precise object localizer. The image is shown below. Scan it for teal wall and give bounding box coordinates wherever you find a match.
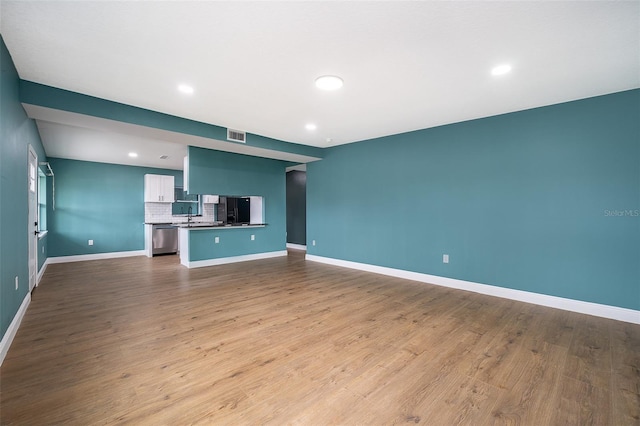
[0,36,47,339]
[47,158,181,257]
[307,90,640,310]
[187,146,287,257]
[189,227,279,261]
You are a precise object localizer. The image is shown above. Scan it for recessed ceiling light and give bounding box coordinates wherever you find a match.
[128,152,138,158]
[305,123,317,131]
[491,64,512,76]
[178,84,194,94]
[315,75,343,91]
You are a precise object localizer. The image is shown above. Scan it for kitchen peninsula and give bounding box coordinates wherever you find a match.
[177,145,290,268]
[178,224,286,268]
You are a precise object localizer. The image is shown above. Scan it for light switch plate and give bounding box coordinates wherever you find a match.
[443,254,449,263]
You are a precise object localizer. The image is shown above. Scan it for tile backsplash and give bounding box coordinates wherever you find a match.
[145,202,215,224]
[203,203,215,219]
[145,203,172,223]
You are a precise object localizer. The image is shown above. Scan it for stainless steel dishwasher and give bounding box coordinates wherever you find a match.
[151,224,178,255]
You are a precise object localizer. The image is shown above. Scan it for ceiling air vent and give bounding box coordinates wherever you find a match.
[227,129,246,144]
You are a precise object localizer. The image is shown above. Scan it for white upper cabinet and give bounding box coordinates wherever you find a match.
[183,156,189,192]
[144,174,175,203]
[202,195,219,204]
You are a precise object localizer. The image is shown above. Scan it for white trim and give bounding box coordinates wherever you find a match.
[184,250,288,268]
[28,144,38,293]
[0,292,31,367]
[37,258,49,285]
[287,243,307,251]
[305,255,640,325]
[286,164,306,172]
[47,250,146,264]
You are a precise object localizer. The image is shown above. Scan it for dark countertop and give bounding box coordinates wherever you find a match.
[177,223,267,229]
[145,222,266,228]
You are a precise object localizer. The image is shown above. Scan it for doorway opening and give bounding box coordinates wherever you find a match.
[286,167,307,251]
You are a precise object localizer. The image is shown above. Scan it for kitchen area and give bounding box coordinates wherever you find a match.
[143,173,269,267]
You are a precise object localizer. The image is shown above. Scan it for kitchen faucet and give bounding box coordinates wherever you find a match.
[187,206,193,224]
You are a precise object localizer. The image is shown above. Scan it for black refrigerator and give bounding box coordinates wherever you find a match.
[218,197,250,224]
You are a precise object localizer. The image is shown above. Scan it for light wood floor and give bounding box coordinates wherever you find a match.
[1,250,638,425]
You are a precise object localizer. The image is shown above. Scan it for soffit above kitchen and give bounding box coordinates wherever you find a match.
[19,82,324,170]
[1,1,638,167]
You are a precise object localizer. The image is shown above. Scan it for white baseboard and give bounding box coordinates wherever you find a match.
[306,254,640,325]
[37,260,48,285]
[47,250,146,264]
[0,292,31,367]
[183,250,288,268]
[287,243,307,251]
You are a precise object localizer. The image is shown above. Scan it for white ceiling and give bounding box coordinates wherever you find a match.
[1,1,639,168]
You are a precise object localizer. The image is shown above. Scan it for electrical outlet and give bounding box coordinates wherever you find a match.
[312,240,316,246]
[214,236,220,244]
[443,254,449,264]
[88,239,94,246]
[42,246,45,254]
[15,276,18,290]
[251,234,255,241]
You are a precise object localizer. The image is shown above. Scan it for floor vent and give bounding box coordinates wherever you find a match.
[227,129,246,143]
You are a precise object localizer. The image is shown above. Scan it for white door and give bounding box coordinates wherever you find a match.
[28,146,38,291]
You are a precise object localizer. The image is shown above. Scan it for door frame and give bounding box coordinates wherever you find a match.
[28,145,38,292]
